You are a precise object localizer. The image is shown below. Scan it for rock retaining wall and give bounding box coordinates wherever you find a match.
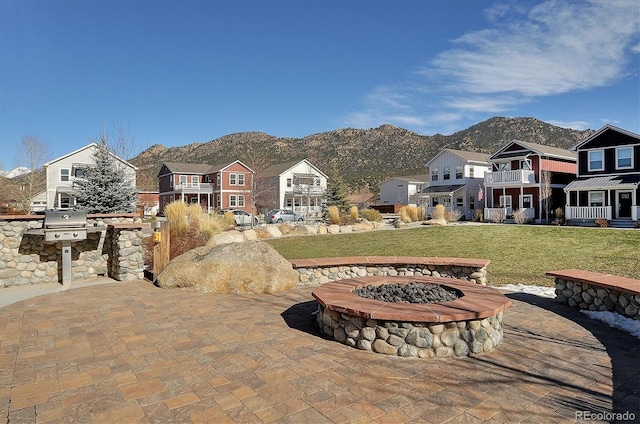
[317,306,504,358]
[0,214,147,287]
[292,259,489,287]
[554,278,640,320]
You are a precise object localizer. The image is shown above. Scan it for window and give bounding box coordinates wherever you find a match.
[616,147,633,169]
[431,198,439,207]
[191,176,199,187]
[73,167,86,178]
[443,167,450,180]
[588,150,604,171]
[238,173,245,185]
[442,197,451,206]
[216,174,221,186]
[179,175,187,186]
[216,196,221,207]
[230,195,237,207]
[520,195,533,209]
[60,196,71,208]
[455,166,463,179]
[498,163,511,171]
[229,173,237,185]
[520,160,532,170]
[286,198,292,207]
[237,195,245,207]
[469,196,475,210]
[456,197,463,207]
[469,166,475,178]
[589,191,604,207]
[499,195,512,208]
[431,168,438,181]
[60,169,70,182]
[286,178,292,187]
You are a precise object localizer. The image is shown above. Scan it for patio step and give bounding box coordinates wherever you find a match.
[609,219,637,229]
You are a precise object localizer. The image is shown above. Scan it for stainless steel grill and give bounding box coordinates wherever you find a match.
[43,210,87,242]
[43,210,88,286]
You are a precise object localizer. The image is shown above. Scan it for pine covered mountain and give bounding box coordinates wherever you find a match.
[130,116,594,192]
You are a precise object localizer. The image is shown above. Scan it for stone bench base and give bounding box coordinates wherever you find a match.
[546,269,640,320]
[291,256,490,287]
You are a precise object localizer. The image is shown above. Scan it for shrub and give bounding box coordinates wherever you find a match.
[222,211,236,227]
[399,207,412,223]
[554,207,564,220]
[417,206,426,222]
[490,209,504,223]
[327,206,341,224]
[349,205,359,220]
[406,206,419,222]
[595,218,609,228]
[193,213,227,238]
[444,209,462,223]
[474,209,483,222]
[431,204,445,220]
[512,209,530,224]
[360,208,382,222]
[165,201,188,235]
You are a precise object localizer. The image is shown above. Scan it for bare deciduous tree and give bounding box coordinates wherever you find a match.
[13,135,49,213]
[541,170,552,224]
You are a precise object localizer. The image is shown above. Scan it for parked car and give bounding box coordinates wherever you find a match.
[217,209,259,226]
[265,209,304,224]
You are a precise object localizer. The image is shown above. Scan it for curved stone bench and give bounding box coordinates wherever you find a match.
[547,269,640,320]
[312,275,511,358]
[290,256,490,287]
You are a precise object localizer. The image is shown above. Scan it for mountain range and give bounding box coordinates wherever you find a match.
[130,116,594,192]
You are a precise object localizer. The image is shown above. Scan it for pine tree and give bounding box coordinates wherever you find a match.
[73,136,137,213]
[324,166,351,213]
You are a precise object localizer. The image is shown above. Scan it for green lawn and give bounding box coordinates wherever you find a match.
[266,225,640,287]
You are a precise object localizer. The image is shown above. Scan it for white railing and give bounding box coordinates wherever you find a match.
[174,183,214,193]
[484,170,535,185]
[292,206,323,215]
[288,185,325,195]
[484,208,510,222]
[566,206,611,220]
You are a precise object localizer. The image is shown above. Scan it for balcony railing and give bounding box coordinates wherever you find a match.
[484,170,535,185]
[566,206,611,220]
[286,185,325,195]
[174,183,214,193]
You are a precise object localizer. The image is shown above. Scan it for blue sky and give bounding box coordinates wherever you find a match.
[1,0,639,170]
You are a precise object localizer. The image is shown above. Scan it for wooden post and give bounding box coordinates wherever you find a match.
[152,221,171,282]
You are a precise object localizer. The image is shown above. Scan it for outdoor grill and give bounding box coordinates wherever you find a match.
[43,210,88,242]
[43,210,88,286]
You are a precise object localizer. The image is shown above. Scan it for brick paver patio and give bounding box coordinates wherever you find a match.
[1,280,638,423]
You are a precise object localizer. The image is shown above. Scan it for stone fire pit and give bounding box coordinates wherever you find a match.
[312,276,511,358]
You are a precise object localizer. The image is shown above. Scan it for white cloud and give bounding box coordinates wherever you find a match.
[546,120,591,130]
[347,0,639,133]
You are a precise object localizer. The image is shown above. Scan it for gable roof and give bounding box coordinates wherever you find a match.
[379,174,429,185]
[160,160,254,176]
[426,148,489,166]
[488,140,576,162]
[260,159,327,179]
[44,143,138,170]
[571,124,640,151]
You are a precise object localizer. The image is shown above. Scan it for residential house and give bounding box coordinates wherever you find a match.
[158,161,254,215]
[258,159,327,215]
[137,191,160,218]
[378,175,429,206]
[43,143,137,209]
[564,125,640,226]
[424,149,490,219]
[483,140,576,223]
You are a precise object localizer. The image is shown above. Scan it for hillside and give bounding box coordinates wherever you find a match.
[130,117,593,191]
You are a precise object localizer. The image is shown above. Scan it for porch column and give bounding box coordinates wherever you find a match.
[633,189,638,221]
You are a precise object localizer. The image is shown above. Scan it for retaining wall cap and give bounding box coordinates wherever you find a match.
[290,256,490,269]
[546,269,640,295]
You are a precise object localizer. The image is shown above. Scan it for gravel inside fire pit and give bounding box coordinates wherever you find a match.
[354,282,462,304]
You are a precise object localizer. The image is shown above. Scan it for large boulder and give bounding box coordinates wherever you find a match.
[156,241,298,294]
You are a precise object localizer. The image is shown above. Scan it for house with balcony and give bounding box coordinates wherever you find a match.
[43,143,137,209]
[564,125,640,226]
[157,160,253,215]
[424,149,490,219]
[378,175,429,206]
[483,140,576,223]
[257,159,327,216]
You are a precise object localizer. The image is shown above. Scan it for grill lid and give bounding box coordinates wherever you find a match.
[43,209,87,228]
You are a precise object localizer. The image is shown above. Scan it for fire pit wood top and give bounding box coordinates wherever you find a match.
[312,276,511,323]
